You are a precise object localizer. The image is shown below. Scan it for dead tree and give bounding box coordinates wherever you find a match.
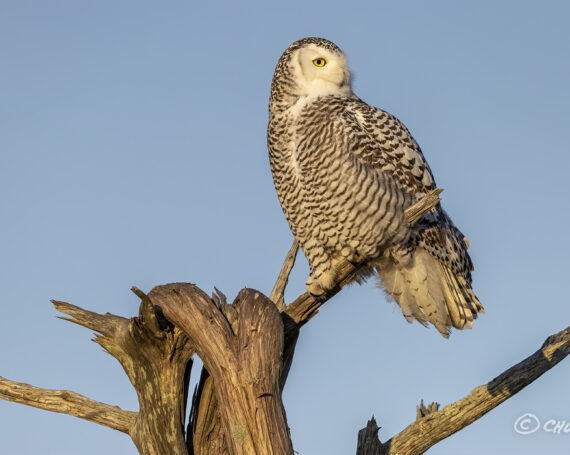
[1,190,569,455]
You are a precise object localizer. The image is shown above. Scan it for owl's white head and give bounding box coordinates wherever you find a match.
[290,43,352,97]
[270,38,353,109]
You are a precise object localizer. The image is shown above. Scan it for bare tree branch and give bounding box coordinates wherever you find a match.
[188,369,227,455]
[52,299,127,336]
[404,188,443,226]
[53,295,194,455]
[0,376,135,434]
[285,259,360,325]
[356,325,570,455]
[270,239,299,310]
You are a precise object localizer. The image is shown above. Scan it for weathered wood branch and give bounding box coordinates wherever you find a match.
[270,239,299,310]
[188,369,228,454]
[187,297,300,455]
[0,376,135,433]
[0,281,568,455]
[285,188,444,326]
[53,294,195,455]
[0,283,296,455]
[286,259,361,325]
[404,188,443,226]
[356,417,383,455]
[356,325,570,455]
[415,400,440,420]
[152,284,293,455]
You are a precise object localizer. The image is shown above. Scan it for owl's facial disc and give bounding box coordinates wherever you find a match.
[293,45,352,97]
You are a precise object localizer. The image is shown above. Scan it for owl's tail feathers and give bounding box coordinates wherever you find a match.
[373,248,484,338]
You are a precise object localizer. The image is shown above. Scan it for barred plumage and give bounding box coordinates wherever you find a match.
[268,38,483,337]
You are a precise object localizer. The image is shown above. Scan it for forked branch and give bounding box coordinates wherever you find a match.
[55,295,195,455]
[153,284,293,455]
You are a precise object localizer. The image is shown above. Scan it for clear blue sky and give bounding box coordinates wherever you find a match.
[1,1,569,454]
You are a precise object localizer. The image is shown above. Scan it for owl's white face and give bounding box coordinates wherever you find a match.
[290,44,352,98]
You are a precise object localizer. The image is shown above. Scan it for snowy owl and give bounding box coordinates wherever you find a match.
[267,37,483,337]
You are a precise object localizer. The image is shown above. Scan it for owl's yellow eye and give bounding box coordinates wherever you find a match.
[312,58,326,67]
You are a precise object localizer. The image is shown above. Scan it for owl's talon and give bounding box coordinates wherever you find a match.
[306,270,337,296]
[306,281,326,296]
[306,275,326,295]
[318,270,337,291]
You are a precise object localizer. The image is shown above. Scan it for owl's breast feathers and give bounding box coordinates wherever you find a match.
[269,95,474,283]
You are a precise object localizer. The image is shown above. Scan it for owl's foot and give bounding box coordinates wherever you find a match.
[305,279,325,296]
[305,270,337,296]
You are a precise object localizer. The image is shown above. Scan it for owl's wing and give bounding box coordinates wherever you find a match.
[343,99,437,197]
[343,99,474,281]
